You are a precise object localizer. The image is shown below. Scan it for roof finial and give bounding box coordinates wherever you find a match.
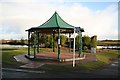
[55,11,57,14]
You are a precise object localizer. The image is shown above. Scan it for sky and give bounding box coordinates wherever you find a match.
[0,0,119,40]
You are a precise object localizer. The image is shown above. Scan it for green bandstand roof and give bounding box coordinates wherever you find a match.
[27,12,74,33]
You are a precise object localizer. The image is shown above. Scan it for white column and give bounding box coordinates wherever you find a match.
[73,27,75,67]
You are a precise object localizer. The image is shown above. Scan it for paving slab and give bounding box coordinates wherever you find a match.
[14,54,45,68]
[14,54,31,63]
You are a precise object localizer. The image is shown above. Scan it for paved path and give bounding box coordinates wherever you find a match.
[14,54,45,68]
[93,58,119,77]
[2,58,119,78]
[2,68,45,74]
[4,54,118,78]
[14,54,30,63]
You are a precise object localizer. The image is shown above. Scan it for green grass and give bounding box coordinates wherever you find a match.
[1,48,27,67]
[1,47,69,66]
[96,50,119,64]
[1,47,119,71]
[76,61,105,70]
[39,61,105,72]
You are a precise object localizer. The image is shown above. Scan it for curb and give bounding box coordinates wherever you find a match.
[2,68,45,74]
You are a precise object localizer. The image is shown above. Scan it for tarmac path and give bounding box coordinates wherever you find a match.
[2,58,119,78]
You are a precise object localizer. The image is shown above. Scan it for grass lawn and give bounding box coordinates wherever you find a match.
[1,47,120,71]
[1,48,28,68]
[96,50,119,64]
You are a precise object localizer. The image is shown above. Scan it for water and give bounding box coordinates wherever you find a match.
[1,44,120,49]
[97,46,120,49]
[0,44,28,48]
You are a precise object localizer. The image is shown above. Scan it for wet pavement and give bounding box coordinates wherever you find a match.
[2,54,119,79]
[2,58,119,78]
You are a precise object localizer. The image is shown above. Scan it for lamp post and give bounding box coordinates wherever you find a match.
[73,27,75,67]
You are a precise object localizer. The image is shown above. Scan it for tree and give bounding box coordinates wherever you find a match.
[30,33,67,48]
[55,34,67,47]
[45,35,50,48]
[60,35,67,46]
[90,35,97,48]
[82,35,91,50]
[49,35,53,48]
[20,37,25,45]
[44,35,53,48]
[39,34,47,45]
[75,35,80,50]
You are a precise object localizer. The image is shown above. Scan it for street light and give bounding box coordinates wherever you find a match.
[73,27,84,67]
[73,27,76,67]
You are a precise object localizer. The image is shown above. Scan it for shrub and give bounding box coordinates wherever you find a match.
[83,46,88,50]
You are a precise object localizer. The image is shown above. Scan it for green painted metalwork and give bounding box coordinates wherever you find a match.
[58,29,60,60]
[38,32,40,53]
[28,31,30,56]
[34,31,36,59]
[25,12,78,62]
[53,32,55,52]
[80,32,82,54]
[69,33,71,53]
[27,12,74,31]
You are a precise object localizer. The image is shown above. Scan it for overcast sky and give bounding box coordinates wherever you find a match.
[0,0,119,40]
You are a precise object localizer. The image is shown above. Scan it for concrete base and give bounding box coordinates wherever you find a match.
[25,55,34,59]
[25,54,86,62]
